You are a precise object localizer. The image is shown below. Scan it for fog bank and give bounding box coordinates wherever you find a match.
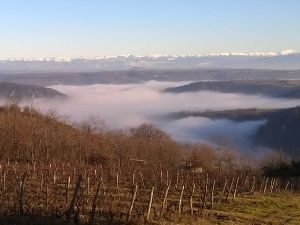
[12,81,300,151]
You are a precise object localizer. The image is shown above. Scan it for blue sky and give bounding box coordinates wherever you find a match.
[0,0,300,58]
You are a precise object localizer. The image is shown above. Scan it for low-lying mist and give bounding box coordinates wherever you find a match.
[11,81,300,153]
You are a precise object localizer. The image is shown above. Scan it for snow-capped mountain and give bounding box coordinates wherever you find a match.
[1,50,299,72]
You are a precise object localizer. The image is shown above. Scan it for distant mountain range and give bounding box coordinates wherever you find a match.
[164,80,300,98]
[0,82,66,100]
[0,50,300,72]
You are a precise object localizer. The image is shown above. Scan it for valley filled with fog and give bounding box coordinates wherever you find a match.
[19,80,300,154]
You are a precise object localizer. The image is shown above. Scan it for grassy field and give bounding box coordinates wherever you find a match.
[0,193,299,225]
[172,193,300,225]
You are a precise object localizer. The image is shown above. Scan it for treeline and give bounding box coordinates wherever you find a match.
[0,104,182,172]
[0,103,259,175]
[263,161,300,177]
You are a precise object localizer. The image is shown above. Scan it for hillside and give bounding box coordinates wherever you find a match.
[0,82,66,99]
[0,104,181,169]
[166,107,300,158]
[255,107,300,156]
[164,80,300,98]
[0,105,299,225]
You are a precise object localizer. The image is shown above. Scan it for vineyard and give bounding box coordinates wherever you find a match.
[0,161,299,225]
[0,105,299,224]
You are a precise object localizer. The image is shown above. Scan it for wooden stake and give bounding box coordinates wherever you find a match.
[263,178,269,194]
[3,172,6,191]
[66,175,82,222]
[202,174,209,209]
[218,179,227,203]
[89,181,101,225]
[46,185,49,210]
[233,177,239,200]
[226,177,235,202]
[160,183,171,218]
[250,176,256,193]
[259,177,265,193]
[285,181,290,191]
[178,185,185,215]
[66,176,71,206]
[87,177,90,196]
[146,187,155,221]
[19,173,27,215]
[176,171,179,188]
[128,184,138,221]
[190,184,195,215]
[211,180,216,209]
[132,173,135,186]
[53,170,57,184]
[101,177,106,197]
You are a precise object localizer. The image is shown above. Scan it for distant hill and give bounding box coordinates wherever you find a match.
[164,80,300,98]
[1,69,300,86]
[166,107,300,158]
[166,108,278,121]
[255,107,300,157]
[0,82,66,99]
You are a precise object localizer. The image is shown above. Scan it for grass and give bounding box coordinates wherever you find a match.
[156,193,300,225]
[203,193,300,225]
[0,193,299,225]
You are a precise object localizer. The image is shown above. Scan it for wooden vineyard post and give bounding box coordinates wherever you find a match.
[259,177,264,193]
[202,174,209,210]
[19,173,27,215]
[166,171,169,186]
[128,184,138,221]
[53,170,57,184]
[270,178,275,193]
[87,176,90,196]
[178,185,185,216]
[132,173,135,186]
[243,176,249,191]
[46,185,49,211]
[176,171,179,189]
[233,177,239,200]
[3,172,6,191]
[66,176,71,206]
[211,180,216,209]
[94,169,97,180]
[285,181,290,191]
[160,182,171,218]
[66,175,82,222]
[146,187,155,221]
[116,173,119,200]
[140,172,145,188]
[73,168,76,182]
[218,179,227,203]
[263,178,269,194]
[226,177,235,202]
[160,171,163,186]
[100,177,106,198]
[40,173,44,190]
[89,181,101,225]
[250,176,256,193]
[190,184,195,215]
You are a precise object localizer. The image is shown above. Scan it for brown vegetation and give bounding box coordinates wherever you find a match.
[0,103,298,225]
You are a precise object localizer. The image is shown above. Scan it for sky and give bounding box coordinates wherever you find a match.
[1,0,300,59]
